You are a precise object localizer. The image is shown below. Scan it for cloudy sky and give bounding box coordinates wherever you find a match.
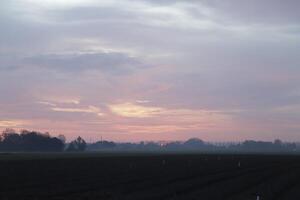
[1,0,300,142]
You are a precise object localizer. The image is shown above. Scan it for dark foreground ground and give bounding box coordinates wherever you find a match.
[1,153,300,200]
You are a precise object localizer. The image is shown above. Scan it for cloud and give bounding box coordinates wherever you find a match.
[21,52,144,74]
[36,98,104,117]
[37,101,57,107]
[136,100,150,104]
[107,102,236,137]
[109,103,163,118]
[108,102,233,121]
[51,106,104,116]
[0,120,27,128]
[1,0,300,141]
[37,97,80,105]
[200,0,300,25]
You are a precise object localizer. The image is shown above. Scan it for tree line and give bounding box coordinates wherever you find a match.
[0,129,86,152]
[88,138,298,153]
[0,129,299,153]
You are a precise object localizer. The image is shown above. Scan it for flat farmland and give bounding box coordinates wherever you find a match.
[0,153,300,200]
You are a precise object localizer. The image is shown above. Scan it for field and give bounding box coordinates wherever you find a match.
[1,153,300,200]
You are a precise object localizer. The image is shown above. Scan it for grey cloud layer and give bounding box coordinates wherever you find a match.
[22,53,144,73]
[1,0,300,140]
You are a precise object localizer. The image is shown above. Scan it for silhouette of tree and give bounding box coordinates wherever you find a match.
[58,134,66,144]
[66,142,76,152]
[274,139,282,146]
[0,129,64,152]
[88,140,116,150]
[0,129,22,151]
[66,136,86,152]
[184,138,204,146]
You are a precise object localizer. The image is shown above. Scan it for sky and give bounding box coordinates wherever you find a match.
[1,0,300,142]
